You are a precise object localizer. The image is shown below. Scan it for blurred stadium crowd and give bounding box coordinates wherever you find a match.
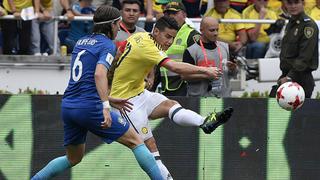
[0,0,318,57]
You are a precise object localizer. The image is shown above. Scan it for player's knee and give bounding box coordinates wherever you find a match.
[126,138,143,149]
[144,137,158,152]
[163,99,178,107]
[119,128,144,149]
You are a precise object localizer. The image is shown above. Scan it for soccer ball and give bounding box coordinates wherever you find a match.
[276,82,305,111]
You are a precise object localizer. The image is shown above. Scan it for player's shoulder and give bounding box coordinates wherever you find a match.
[302,14,317,26]
[266,8,278,18]
[128,32,156,47]
[78,34,115,55]
[217,41,228,47]
[217,41,229,51]
[95,35,115,49]
[204,8,215,17]
[242,5,255,15]
[128,32,149,41]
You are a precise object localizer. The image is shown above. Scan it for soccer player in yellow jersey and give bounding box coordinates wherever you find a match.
[110,16,234,179]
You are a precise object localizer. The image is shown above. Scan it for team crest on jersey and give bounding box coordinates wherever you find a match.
[304,27,314,38]
[193,34,200,43]
[141,127,148,134]
[117,117,126,126]
[176,38,182,45]
[106,53,114,65]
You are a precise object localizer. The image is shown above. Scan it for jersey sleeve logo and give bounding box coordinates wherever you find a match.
[106,53,114,65]
[304,27,314,38]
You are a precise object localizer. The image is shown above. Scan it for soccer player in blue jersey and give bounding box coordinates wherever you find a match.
[31,6,162,180]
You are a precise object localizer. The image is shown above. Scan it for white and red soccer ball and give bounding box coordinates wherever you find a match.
[276,82,305,111]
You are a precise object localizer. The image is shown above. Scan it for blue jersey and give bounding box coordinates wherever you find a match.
[62,34,116,108]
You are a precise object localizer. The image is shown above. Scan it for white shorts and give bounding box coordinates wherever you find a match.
[112,90,168,141]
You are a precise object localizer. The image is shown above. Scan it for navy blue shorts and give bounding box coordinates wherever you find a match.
[61,106,129,146]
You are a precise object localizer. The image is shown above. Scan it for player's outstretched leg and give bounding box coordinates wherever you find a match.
[132,144,163,180]
[200,107,234,134]
[31,144,84,180]
[166,101,233,133]
[118,127,162,180]
[31,155,72,180]
[154,156,173,180]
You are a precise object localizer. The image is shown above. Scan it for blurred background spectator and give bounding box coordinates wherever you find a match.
[115,0,145,49]
[267,0,281,12]
[204,0,248,55]
[64,0,96,53]
[274,0,290,19]
[159,2,200,96]
[230,0,248,13]
[305,0,316,12]
[0,0,33,55]
[0,4,7,54]
[182,0,202,17]
[308,0,320,20]
[182,17,238,97]
[31,0,59,56]
[60,0,112,19]
[243,0,277,59]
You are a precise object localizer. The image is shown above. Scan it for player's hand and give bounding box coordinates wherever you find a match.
[115,47,124,60]
[108,97,133,113]
[13,12,20,18]
[101,108,112,129]
[146,14,154,22]
[65,10,74,20]
[206,67,222,80]
[37,12,44,20]
[0,6,6,16]
[259,7,267,19]
[144,78,154,90]
[42,10,52,21]
[227,61,237,72]
[155,13,164,20]
[278,76,289,85]
[230,41,243,52]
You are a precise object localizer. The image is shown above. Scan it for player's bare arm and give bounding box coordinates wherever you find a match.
[144,67,155,90]
[95,64,112,128]
[162,60,222,80]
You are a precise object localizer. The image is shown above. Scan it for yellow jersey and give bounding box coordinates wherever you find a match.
[110,32,168,99]
[3,0,32,12]
[304,0,316,12]
[230,0,247,3]
[242,5,278,43]
[267,0,281,10]
[308,6,320,20]
[153,0,163,13]
[204,8,245,42]
[41,0,53,9]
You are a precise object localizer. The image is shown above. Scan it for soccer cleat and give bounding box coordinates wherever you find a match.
[200,107,233,134]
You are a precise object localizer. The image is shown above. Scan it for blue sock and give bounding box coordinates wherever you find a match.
[31,155,71,180]
[132,144,163,180]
